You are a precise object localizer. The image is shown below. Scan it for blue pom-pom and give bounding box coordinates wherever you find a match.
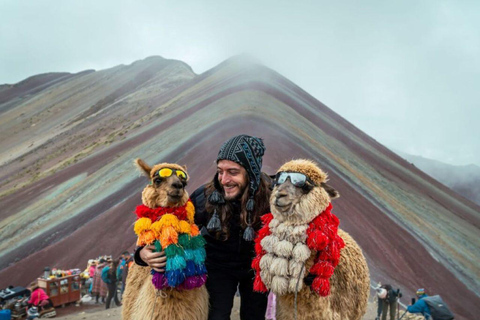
[166,269,185,287]
[184,249,194,260]
[195,263,207,275]
[185,260,197,277]
[166,255,187,271]
[192,248,206,265]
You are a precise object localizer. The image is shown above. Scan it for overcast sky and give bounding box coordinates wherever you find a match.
[1,0,479,166]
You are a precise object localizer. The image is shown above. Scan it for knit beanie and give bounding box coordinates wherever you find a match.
[207,134,266,241]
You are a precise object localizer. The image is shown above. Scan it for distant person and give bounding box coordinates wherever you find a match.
[27,281,53,311]
[376,284,401,320]
[407,288,454,320]
[92,258,107,303]
[88,259,97,278]
[120,252,133,295]
[374,282,387,320]
[102,259,122,309]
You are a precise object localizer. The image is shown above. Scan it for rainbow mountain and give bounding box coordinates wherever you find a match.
[0,56,478,319]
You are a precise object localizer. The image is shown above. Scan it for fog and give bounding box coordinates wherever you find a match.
[1,0,479,166]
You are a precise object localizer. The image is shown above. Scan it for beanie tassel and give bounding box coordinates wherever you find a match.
[208,190,225,204]
[246,198,255,211]
[243,224,255,241]
[244,197,256,241]
[207,209,221,232]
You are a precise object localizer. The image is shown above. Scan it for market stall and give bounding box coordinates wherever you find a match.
[37,275,81,307]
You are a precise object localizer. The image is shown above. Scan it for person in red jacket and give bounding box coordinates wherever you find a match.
[28,282,53,311]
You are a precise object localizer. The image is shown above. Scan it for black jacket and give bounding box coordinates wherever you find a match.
[191,185,269,270]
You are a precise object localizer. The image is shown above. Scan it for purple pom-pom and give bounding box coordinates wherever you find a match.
[152,272,168,290]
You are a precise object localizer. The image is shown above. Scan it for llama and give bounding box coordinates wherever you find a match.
[122,159,208,320]
[253,159,370,320]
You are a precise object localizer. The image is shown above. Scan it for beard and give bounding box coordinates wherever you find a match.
[222,183,247,201]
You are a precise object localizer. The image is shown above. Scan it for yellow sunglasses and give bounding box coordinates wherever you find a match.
[155,168,187,180]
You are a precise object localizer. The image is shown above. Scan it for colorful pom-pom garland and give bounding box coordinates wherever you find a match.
[252,203,344,296]
[134,200,207,290]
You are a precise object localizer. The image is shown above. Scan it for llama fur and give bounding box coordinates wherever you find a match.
[122,159,208,320]
[256,159,370,320]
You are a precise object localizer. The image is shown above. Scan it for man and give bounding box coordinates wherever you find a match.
[407,288,431,318]
[137,134,271,320]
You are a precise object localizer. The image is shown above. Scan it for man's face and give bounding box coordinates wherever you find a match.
[217,160,248,200]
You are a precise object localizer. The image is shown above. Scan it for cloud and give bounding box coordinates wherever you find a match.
[0,0,478,166]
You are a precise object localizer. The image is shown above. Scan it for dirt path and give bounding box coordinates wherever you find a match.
[54,296,381,320]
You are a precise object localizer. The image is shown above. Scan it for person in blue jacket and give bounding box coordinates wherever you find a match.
[407,288,431,319]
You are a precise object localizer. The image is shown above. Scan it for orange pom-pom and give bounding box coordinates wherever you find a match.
[142,230,156,245]
[190,224,200,236]
[160,226,178,248]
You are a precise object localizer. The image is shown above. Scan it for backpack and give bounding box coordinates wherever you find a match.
[423,295,454,320]
[101,266,111,284]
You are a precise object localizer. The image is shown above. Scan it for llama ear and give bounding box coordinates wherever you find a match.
[135,158,152,177]
[321,182,340,199]
[182,165,188,171]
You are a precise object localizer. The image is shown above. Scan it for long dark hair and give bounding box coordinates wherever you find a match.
[205,173,271,240]
[108,259,119,277]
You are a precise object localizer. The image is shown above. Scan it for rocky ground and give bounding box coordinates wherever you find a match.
[51,296,393,320]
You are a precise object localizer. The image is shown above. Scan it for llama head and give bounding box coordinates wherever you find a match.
[135,158,189,208]
[271,159,339,224]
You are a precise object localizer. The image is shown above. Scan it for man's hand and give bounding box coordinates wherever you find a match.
[139,245,166,272]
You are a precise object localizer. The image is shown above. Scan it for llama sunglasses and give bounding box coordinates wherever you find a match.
[153,168,188,180]
[274,172,316,187]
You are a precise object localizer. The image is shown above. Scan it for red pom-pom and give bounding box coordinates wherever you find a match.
[135,205,152,219]
[253,273,268,293]
[261,213,274,225]
[318,248,332,261]
[257,225,270,240]
[307,229,329,251]
[328,214,339,228]
[251,255,262,271]
[254,240,264,255]
[312,277,330,296]
[336,235,345,249]
[330,242,340,259]
[311,215,326,229]
[310,261,334,278]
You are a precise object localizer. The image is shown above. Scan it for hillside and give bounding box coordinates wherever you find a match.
[398,152,480,206]
[0,55,478,320]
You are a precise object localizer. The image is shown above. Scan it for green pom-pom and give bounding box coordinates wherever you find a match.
[190,235,207,249]
[165,244,184,258]
[154,240,162,252]
[178,233,191,249]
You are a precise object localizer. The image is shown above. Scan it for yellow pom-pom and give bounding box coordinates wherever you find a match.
[151,221,163,238]
[178,220,192,234]
[134,218,152,236]
[186,201,195,224]
[159,214,180,231]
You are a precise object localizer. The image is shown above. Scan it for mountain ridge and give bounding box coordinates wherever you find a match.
[0,56,478,320]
